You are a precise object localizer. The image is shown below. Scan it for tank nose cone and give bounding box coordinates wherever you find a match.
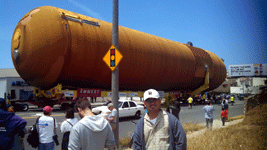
[11,6,69,89]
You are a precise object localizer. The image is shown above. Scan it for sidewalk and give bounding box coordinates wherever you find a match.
[186,118,244,139]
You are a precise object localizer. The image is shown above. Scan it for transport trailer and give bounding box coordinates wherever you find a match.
[10,84,78,111]
[10,98,58,111]
[10,94,77,111]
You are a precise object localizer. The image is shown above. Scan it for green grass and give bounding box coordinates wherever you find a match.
[182,123,206,134]
[187,104,267,150]
[225,115,244,122]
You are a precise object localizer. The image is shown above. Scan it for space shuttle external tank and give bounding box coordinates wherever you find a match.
[11,6,226,91]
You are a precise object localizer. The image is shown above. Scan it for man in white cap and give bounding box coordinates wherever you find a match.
[92,108,102,115]
[106,103,117,134]
[38,106,58,150]
[132,89,187,150]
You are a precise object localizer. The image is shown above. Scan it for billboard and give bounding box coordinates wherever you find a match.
[229,64,267,77]
[77,88,101,97]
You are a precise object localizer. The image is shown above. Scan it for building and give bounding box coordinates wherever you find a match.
[213,63,267,95]
[230,77,266,94]
[0,68,33,100]
[212,75,266,95]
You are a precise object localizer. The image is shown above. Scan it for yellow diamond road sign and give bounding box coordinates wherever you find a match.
[103,45,123,71]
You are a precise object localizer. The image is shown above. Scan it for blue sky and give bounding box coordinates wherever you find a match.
[0,0,266,71]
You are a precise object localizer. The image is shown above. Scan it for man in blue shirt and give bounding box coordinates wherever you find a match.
[203,101,215,130]
[0,98,27,149]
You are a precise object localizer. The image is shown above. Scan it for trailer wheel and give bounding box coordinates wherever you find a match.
[22,104,29,111]
[61,103,69,110]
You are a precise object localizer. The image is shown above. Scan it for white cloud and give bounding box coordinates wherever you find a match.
[68,0,105,21]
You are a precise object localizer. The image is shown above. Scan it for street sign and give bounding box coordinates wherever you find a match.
[103,45,123,71]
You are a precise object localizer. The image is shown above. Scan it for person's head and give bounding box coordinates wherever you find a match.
[144,89,161,113]
[65,108,75,119]
[107,103,114,111]
[206,101,210,105]
[75,99,92,118]
[6,104,15,113]
[43,106,53,116]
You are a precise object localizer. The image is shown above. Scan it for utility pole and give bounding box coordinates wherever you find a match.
[112,0,119,147]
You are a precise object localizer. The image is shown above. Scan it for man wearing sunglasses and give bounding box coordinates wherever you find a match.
[132,89,187,150]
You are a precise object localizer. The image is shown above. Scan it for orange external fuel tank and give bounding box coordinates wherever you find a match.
[11,6,226,91]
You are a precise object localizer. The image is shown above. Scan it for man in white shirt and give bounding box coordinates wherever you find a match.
[38,106,58,150]
[203,101,215,130]
[106,103,117,134]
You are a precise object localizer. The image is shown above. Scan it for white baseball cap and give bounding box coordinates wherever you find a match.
[92,108,102,115]
[144,89,160,101]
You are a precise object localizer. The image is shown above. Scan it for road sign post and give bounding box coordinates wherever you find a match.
[102,1,121,147]
[112,0,119,147]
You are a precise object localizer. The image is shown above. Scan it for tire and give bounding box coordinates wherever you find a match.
[61,103,69,110]
[22,104,29,111]
[135,111,141,119]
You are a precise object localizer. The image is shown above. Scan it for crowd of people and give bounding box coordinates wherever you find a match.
[0,89,188,150]
[168,94,232,130]
[1,89,236,150]
[0,97,116,150]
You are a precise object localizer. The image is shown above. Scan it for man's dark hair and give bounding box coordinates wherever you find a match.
[75,99,92,111]
[206,101,210,105]
[65,108,75,119]
[43,111,50,115]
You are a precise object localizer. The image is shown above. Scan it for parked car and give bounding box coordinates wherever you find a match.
[94,100,145,118]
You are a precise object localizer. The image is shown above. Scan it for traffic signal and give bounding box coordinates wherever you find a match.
[110,49,115,67]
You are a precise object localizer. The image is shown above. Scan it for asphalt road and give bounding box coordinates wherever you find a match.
[16,99,244,150]
[179,99,245,124]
